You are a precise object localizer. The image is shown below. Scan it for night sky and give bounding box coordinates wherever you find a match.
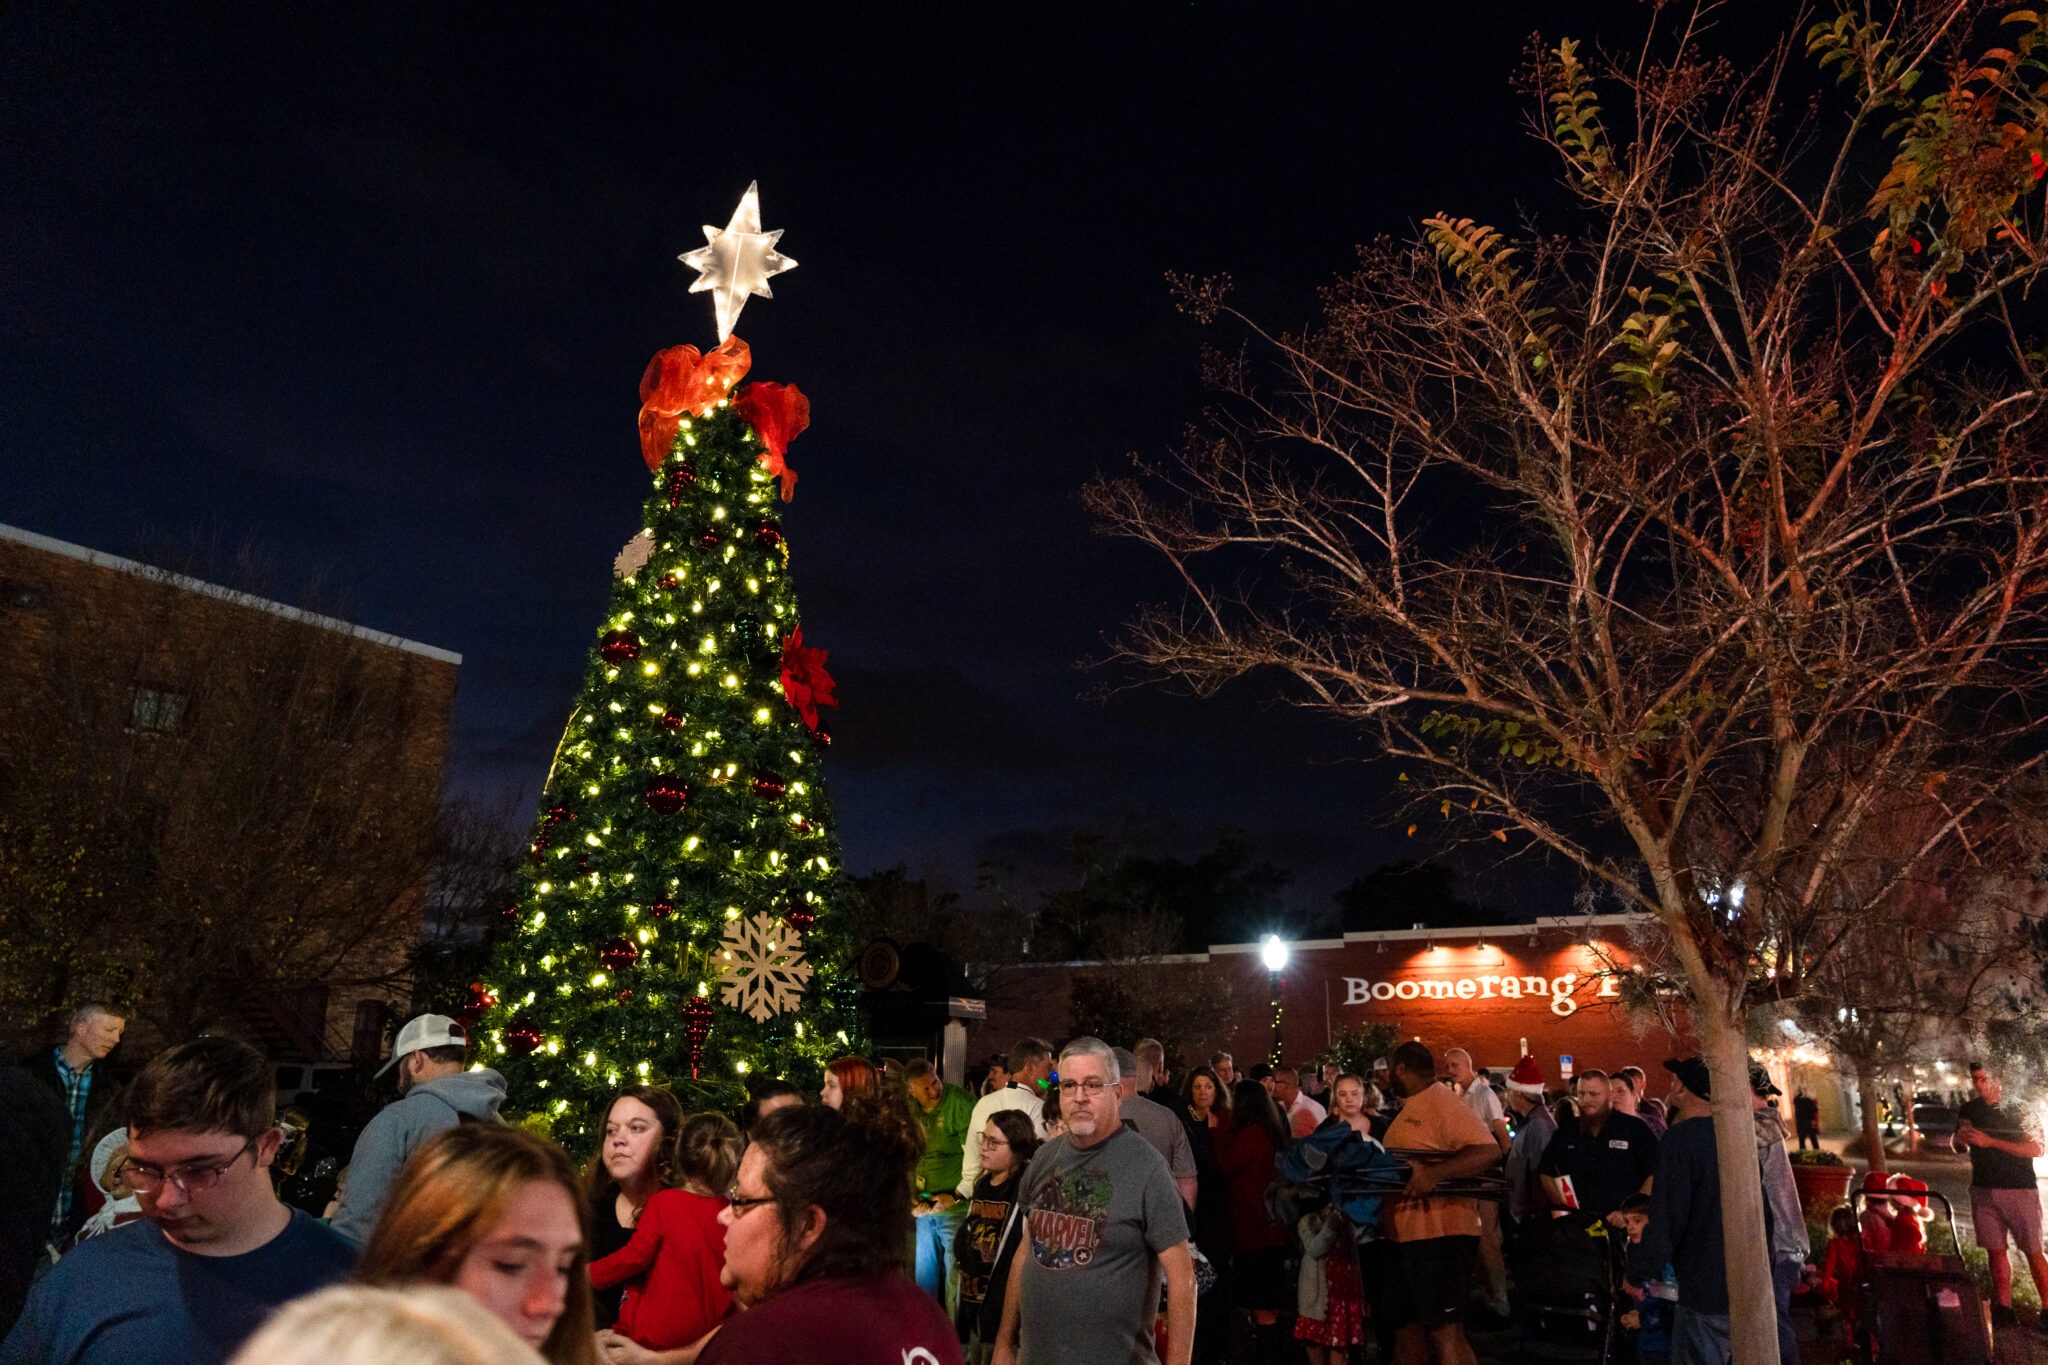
[4,4,1661,925]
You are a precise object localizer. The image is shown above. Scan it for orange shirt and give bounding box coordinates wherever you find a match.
[1383,1081,1493,1242]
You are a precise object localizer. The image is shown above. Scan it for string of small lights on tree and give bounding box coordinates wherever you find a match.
[471,184,863,1147]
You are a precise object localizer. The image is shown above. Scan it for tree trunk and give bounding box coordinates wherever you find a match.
[1857,1059,1888,1178]
[1702,1014,1779,1365]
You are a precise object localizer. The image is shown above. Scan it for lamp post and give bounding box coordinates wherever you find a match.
[1261,934,1290,1065]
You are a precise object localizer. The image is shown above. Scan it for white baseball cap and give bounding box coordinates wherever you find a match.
[376,1014,467,1076]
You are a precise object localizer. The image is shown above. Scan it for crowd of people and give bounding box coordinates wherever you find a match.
[3,1000,2044,1365]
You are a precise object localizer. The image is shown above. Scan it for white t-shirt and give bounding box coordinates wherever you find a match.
[1461,1080,1505,1128]
[1287,1092,1328,1138]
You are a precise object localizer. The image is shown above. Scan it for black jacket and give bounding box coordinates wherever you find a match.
[0,1063,69,1338]
[20,1050,123,1239]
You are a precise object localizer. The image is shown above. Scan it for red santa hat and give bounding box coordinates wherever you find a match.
[1507,1055,1546,1097]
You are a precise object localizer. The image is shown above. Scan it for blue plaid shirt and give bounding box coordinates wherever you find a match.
[51,1048,93,1228]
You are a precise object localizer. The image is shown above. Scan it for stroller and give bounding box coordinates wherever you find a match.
[1850,1187,1989,1365]
[1509,1210,1617,1363]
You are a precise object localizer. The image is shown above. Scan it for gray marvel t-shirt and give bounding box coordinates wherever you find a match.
[1018,1123,1188,1365]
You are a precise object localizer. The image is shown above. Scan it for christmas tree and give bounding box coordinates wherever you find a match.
[473,185,860,1146]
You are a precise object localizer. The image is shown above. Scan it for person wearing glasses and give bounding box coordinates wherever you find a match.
[1,1036,355,1364]
[696,1102,960,1364]
[955,1111,1041,1360]
[992,1037,1196,1365]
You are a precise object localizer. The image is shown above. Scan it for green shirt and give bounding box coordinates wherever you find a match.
[915,1083,976,1195]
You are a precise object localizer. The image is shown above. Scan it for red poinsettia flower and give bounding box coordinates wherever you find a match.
[733,382,811,502]
[779,624,838,731]
[636,335,753,470]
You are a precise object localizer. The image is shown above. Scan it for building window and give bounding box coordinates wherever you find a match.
[130,686,188,734]
[352,999,391,1064]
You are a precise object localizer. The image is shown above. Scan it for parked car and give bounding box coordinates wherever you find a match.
[1910,1099,1958,1144]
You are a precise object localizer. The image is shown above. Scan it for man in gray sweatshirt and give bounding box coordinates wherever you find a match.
[331,1014,506,1243]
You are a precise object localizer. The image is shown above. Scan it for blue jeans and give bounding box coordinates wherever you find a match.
[1672,1305,1732,1365]
[913,1204,968,1305]
[1772,1258,1800,1364]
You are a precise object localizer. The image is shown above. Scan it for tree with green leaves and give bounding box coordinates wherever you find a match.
[476,335,860,1147]
[1089,6,2048,1357]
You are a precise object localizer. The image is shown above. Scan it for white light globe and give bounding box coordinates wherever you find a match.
[1260,934,1289,973]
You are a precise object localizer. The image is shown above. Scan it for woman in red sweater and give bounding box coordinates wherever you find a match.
[590,1113,742,1363]
[1219,1080,1293,1363]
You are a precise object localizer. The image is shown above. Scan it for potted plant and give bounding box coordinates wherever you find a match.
[1789,1148,1852,1218]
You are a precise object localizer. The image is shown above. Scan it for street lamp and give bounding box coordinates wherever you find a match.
[1261,934,1290,1064]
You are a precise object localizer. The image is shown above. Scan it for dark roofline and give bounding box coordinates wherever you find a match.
[1,523,461,666]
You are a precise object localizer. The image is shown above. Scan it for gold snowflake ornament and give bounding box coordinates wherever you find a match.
[715,912,813,1021]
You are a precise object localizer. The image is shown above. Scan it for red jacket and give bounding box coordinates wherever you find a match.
[1217,1123,1287,1253]
[588,1188,733,1349]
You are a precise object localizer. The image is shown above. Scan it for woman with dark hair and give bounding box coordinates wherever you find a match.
[584,1086,684,1328]
[739,1079,803,1136]
[357,1124,599,1365]
[590,1113,742,1363]
[1179,1065,1234,1365]
[1219,1080,1293,1361]
[953,1110,1039,1359]
[699,1103,960,1364]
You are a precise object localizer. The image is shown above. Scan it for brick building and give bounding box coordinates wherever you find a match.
[0,523,460,1064]
[977,915,1693,1085]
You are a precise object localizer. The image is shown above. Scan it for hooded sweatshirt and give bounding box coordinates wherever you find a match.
[332,1069,507,1243]
[1753,1106,1810,1263]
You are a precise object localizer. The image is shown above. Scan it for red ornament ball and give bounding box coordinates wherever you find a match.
[658,573,680,592]
[753,517,784,548]
[505,1017,543,1058]
[497,902,520,926]
[784,898,816,932]
[658,710,685,731]
[644,774,692,814]
[616,987,635,1004]
[599,937,640,972]
[699,527,722,549]
[667,464,698,508]
[456,982,498,1022]
[813,717,833,748]
[544,805,576,827]
[751,771,786,799]
[599,631,642,665]
[650,898,675,919]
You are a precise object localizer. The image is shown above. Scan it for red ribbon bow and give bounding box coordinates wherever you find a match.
[779,625,838,731]
[733,382,811,502]
[637,335,753,471]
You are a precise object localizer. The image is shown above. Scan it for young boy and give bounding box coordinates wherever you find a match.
[1617,1192,1676,1365]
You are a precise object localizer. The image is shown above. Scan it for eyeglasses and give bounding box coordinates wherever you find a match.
[125,1136,258,1195]
[979,1134,1011,1148]
[1057,1079,1108,1097]
[725,1184,777,1215]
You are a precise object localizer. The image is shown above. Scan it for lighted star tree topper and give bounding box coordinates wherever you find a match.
[472,184,860,1146]
[680,180,797,342]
